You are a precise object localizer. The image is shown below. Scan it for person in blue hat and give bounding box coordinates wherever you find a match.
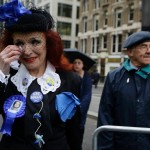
[0,0,82,150]
[97,31,150,150]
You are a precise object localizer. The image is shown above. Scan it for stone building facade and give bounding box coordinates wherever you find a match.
[78,0,142,79]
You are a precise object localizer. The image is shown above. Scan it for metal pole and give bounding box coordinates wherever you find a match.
[92,125,150,150]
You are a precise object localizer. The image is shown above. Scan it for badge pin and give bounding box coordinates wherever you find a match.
[33,113,41,119]
[30,92,43,103]
[9,100,23,112]
[22,78,28,86]
[46,77,54,86]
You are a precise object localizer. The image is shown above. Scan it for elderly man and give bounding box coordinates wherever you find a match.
[97,31,150,150]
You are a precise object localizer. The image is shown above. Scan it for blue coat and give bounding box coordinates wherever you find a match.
[80,71,92,128]
[97,66,150,150]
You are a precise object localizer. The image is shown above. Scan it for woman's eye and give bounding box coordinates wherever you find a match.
[14,41,24,47]
[31,39,41,45]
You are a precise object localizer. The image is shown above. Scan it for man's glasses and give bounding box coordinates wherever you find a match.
[137,44,150,51]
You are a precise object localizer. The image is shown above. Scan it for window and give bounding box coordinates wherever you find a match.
[129,4,134,21]
[44,4,49,13]
[57,22,71,35]
[116,0,122,2]
[96,37,100,53]
[92,38,95,53]
[94,0,100,9]
[58,3,72,18]
[92,37,99,53]
[76,24,79,36]
[83,0,88,12]
[102,35,107,49]
[112,34,122,53]
[76,7,80,19]
[104,10,108,26]
[112,35,116,52]
[115,9,122,27]
[75,42,78,48]
[93,14,99,31]
[83,17,87,32]
[63,40,71,48]
[118,34,122,52]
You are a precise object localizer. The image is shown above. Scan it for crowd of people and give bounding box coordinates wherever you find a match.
[0,1,150,150]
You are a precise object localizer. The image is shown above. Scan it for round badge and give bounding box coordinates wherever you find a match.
[22,78,28,86]
[46,77,54,86]
[30,91,43,103]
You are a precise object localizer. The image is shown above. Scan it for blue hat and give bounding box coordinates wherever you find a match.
[123,31,150,48]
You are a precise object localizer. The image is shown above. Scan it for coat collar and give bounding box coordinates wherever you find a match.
[123,59,150,79]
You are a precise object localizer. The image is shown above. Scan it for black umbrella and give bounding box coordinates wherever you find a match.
[64,48,96,70]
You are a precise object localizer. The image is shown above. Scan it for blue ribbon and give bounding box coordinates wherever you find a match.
[0,111,17,136]
[55,92,80,122]
[0,95,26,136]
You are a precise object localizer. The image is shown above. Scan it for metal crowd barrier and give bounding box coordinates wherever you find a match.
[92,125,150,150]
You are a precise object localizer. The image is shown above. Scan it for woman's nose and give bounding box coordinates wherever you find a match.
[22,45,32,55]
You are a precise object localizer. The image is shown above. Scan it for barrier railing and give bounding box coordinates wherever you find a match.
[92,125,150,150]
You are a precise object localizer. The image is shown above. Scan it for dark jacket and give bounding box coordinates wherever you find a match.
[97,66,150,150]
[0,69,81,150]
[80,71,92,128]
[92,72,100,85]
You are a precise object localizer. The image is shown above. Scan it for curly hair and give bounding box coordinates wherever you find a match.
[46,30,73,70]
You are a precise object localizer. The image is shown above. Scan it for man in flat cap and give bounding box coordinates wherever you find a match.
[97,31,150,150]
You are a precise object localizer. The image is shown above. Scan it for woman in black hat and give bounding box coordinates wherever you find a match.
[72,58,92,150]
[0,0,81,150]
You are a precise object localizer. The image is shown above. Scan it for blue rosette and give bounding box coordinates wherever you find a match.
[0,95,26,136]
[55,92,80,122]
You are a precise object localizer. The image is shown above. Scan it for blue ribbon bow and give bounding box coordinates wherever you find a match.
[0,0,31,27]
[56,92,80,122]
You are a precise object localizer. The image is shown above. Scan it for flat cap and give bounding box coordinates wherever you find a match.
[123,31,150,48]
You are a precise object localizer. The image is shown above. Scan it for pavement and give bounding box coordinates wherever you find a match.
[82,82,104,150]
[87,82,104,120]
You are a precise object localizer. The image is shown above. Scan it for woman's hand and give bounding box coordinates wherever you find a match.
[0,45,22,75]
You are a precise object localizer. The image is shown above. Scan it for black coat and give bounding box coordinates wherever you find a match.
[0,69,81,150]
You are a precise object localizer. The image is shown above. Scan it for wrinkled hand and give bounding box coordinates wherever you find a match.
[0,45,22,75]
